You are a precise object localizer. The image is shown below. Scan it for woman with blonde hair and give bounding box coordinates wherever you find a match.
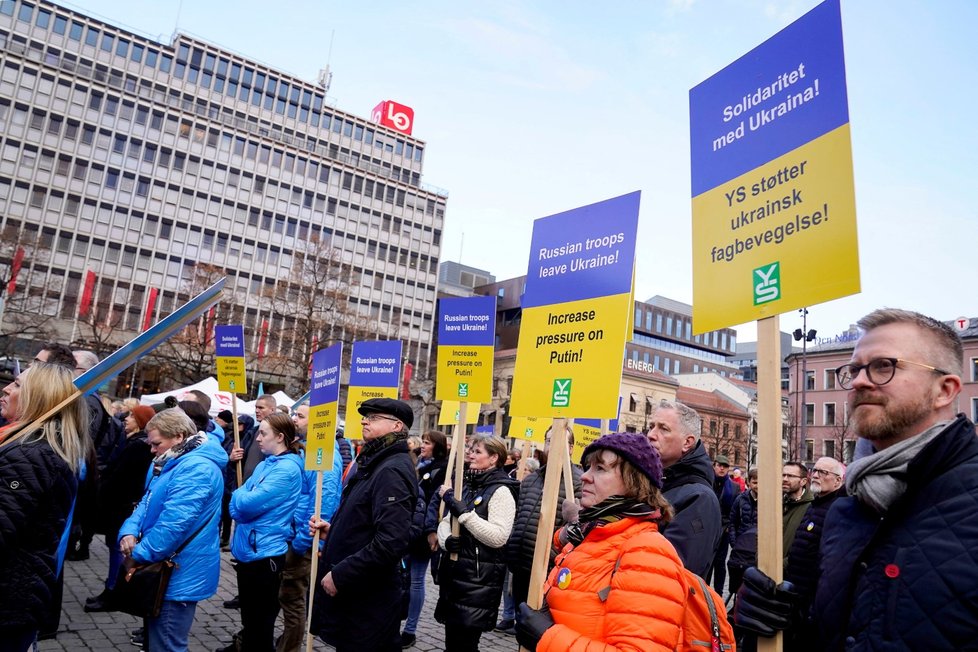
[0,362,90,651]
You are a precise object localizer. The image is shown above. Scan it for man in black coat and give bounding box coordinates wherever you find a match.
[708,454,741,593]
[647,399,722,577]
[736,309,978,650]
[310,398,417,652]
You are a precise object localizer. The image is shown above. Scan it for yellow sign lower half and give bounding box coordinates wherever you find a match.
[691,123,859,333]
[508,416,548,444]
[435,345,494,403]
[306,401,337,471]
[510,292,631,419]
[344,386,398,440]
[216,357,246,393]
[438,400,481,426]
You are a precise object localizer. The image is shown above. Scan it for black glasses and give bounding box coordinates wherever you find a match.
[835,357,949,390]
[811,468,840,478]
[363,413,399,424]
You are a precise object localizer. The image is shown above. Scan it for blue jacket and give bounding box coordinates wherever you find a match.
[814,415,978,650]
[119,435,227,602]
[206,419,224,444]
[230,451,303,562]
[291,442,343,556]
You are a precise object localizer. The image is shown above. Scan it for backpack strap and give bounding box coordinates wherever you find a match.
[691,573,722,649]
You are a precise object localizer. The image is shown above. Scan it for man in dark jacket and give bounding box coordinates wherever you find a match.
[728,466,758,595]
[310,398,417,652]
[708,454,741,593]
[736,309,978,650]
[781,461,813,563]
[647,399,722,577]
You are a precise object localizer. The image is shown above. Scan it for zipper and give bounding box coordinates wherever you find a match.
[475,545,480,576]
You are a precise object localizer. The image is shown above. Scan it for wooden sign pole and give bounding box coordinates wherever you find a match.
[757,315,784,652]
[231,393,242,487]
[516,439,531,481]
[304,471,324,652]
[439,424,459,521]
[449,401,468,560]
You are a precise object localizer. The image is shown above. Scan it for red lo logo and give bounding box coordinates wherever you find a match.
[372,100,414,135]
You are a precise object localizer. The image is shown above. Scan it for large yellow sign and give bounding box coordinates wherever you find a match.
[508,416,548,444]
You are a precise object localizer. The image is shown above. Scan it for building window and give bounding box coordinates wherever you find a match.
[805,439,815,463]
[824,403,836,426]
[497,287,505,298]
[805,370,815,390]
[804,403,815,426]
[824,369,836,390]
[824,439,836,459]
[972,358,978,382]
[973,398,978,424]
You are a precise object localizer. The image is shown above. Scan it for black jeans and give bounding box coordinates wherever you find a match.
[236,554,285,652]
[709,536,730,593]
[444,623,483,652]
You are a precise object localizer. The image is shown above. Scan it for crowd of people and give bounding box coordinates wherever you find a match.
[2,306,977,651]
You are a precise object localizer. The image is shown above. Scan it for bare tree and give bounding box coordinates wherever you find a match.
[698,391,750,465]
[0,223,57,359]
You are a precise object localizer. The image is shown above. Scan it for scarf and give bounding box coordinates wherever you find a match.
[846,420,948,513]
[153,431,207,475]
[565,496,657,547]
[356,430,408,467]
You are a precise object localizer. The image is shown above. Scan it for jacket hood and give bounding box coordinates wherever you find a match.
[266,450,303,472]
[165,433,229,472]
[662,440,714,492]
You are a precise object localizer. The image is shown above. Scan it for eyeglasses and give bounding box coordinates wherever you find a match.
[835,357,949,390]
[363,413,399,424]
[811,468,840,478]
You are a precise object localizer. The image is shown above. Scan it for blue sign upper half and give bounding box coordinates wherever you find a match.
[438,295,497,346]
[214,324,245,358]
[310,343,342,406]
[522,192,640,308]
[689,0,848,196]
[348,340,402,387]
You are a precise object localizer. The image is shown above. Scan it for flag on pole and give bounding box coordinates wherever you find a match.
[141,287,159,332]
[257,382,265,399]
[6,246,25,296]
[401,361,414,400]
[78,270,96,318]
[257,318,269,360]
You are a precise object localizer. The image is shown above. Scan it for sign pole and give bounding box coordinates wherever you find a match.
[449,401,468,561]
[757,315,784,652]
[232,393,242,487]
[438,424,459,521]
[304,471,324,652]
[516,439,531,481]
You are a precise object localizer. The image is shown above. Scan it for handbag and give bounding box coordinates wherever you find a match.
[110,517,212,618]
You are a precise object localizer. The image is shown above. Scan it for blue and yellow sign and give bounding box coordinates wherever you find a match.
[215,325,247,393]
[510,192,640,419]
[689,0,858,333]
[438,400,480,426]
[436,296,496,403]
[307,344,342,471]
[344,340,402,439]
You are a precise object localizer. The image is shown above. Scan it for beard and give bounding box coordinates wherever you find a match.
[810,479,822,496]
[850,387,935,445]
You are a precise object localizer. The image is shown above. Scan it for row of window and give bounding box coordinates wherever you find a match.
[1,0,425,162]
[631,332,732,365]
[633,307,737,354]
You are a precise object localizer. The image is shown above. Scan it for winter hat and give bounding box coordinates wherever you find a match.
[582,432,663,488]
[131,405,156,430]
[216,410,234,424]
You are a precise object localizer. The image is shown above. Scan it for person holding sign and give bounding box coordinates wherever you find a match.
[515,433,686,652]
[736,309,978,650]
[219,412,303,652]
[434,434,518,651]
[309,398,417,652]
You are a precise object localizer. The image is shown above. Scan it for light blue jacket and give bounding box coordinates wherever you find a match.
[119,435,227,602]
[230,451,303,562]
[290,442,344,556]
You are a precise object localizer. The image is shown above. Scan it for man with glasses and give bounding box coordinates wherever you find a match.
[780,461,813,563]
[736,309,978,650]
[310,397,417,652]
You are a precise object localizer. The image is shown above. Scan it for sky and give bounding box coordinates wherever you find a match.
[61,0,978,345]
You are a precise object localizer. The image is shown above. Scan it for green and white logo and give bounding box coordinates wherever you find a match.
[552,379,571,407]
[753,262,781,305]
[458,382,469,398]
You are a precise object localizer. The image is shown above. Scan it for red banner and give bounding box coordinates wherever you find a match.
[141,287,159,331]
[78,270,96,318]
[6,246,24,296]
[257,318,269,360]
[401,361,414,400]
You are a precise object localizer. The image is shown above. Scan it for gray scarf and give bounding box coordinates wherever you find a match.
[845,420,948,513]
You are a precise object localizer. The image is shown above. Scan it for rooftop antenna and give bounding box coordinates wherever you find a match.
[316,29,336,93]
[173,0,184,36]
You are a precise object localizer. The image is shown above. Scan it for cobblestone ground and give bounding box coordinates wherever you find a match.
[39,542,517,652]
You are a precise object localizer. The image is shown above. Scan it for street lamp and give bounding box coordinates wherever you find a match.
[793,308,817,460]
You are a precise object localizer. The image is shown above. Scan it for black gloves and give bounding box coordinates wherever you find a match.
[443,535,461,554]
[441,489,469,518]
[734,566,800,637]
[516,601,554,651]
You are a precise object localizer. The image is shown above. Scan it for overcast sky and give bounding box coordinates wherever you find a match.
[64,0,978,344]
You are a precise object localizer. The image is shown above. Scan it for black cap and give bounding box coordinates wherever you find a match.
[358,398,413,429]
[217,410,233,423]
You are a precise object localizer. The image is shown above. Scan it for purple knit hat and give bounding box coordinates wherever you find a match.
[582,432,663,488]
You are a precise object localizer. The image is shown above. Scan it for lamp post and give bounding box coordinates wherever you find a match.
[793,309,817,460]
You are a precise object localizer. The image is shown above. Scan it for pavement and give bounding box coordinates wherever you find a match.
[39,542,519,651]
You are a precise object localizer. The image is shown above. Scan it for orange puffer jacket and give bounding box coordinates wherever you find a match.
[539,516,686,652]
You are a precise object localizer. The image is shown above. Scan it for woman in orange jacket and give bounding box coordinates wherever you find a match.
[516,432,686,652]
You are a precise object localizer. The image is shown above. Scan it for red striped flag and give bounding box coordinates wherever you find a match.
[78,270,96,317]
[6,246,24,296]
[402,361,414,400]
[257,319,269,360]
[141,287,159,331]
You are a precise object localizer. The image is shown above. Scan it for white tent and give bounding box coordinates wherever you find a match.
[140,378,296,418]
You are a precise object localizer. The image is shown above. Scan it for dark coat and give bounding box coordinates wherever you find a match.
[96,430,153,543]
[505,463,583,575]
[782,487,814,562]
[0,436,78,630]
[409,456,448,558]
[713,474,741,526]
[729,489,758,546]
[814,415,978,651]
[660,440,722,577]
[435,468,519,631]
[311,438,417,650]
